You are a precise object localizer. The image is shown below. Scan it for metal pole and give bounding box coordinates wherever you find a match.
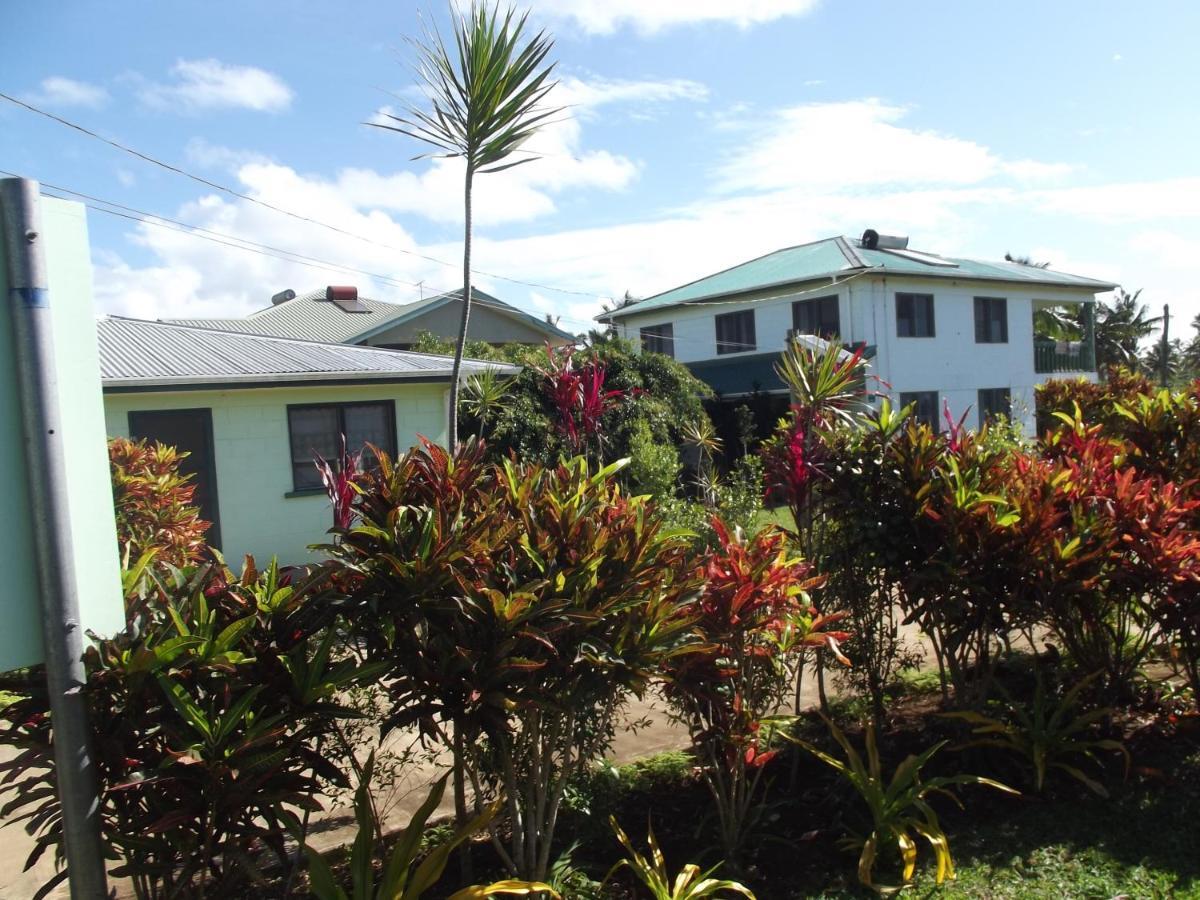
[0,177,109,899]
[1161,303,1171,388]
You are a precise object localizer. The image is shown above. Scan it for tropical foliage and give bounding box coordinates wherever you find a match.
[604,817,756,899]
[663,520,845,865]
[942,669,1130,797]
[320,439,700,881]
[109,437,210,593]
[1,557,379,899]
[373,1,559,450]
[789,715,1018,893]
[302,754,556,900]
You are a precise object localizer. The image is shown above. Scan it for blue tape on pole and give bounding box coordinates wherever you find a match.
[11,287,48,308]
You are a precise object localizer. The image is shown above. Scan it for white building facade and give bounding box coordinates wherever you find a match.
[600,234,1114,434]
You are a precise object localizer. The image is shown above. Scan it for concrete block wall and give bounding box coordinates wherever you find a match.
[104,382,449,567]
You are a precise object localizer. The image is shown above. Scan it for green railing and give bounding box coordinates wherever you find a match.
[1034,339,1094,374]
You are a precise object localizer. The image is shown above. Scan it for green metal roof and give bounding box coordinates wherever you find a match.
[170,287,575,344]
[601,236,1118,321]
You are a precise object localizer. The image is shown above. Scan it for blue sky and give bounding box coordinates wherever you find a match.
[3,1,1199,336]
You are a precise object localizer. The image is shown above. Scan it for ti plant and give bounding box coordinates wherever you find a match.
[604,817,756,900]
[790,714,1018,893]
[301,753,556,900]
[942,669,1131,797]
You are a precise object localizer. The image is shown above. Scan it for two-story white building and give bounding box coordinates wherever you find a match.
[597,231,1116,434]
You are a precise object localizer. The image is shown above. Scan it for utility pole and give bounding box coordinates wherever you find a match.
[1161,303,1171,388]
[0,178,109,899]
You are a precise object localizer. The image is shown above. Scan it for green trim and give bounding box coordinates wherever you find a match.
[284,488,326,499]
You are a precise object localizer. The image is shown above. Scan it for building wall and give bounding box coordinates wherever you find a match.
[610,279,847,363]
[611,275,1099,434]
[366,300,564,347]
[0,194,124,668]
[104,381,449,568]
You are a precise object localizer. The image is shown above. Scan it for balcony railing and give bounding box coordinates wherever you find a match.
[1034,338,1093,374]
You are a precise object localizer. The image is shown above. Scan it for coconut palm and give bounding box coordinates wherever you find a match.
[374,3,560,452]
[1183,313,1200,379]
[1083,288,1161,370]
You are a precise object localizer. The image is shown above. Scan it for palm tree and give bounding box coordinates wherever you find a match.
[1142,337,1185,385]
[1183,313,1200,379]
[375,3,559,452]
[1082,288,1161,371]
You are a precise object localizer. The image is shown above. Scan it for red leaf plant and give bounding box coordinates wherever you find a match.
[664,518,848,866]
[533,343,631,461]
[314,434,365,532]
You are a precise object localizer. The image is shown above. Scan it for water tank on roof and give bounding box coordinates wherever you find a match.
[271,289,296,305]
[861,230,909,251]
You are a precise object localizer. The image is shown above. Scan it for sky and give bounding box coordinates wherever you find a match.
[3,1,1199,340]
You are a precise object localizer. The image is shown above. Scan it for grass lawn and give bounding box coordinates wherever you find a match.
[752,505,796,533]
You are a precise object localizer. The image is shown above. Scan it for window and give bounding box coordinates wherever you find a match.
[899,391,939,429]
[974,297,1008,343]
[287,401,396,491]
[792,295,841,339]
[640,322,675,358]
[978,387,1012,425]
[896,293,935,337]
[715,310,756,354]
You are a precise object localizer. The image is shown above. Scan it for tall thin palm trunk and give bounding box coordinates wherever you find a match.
[448,166,475,454]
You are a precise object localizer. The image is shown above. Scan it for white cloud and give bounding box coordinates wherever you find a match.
[1027,178,1200,222]
[556,76,708,110]
[185,138,273,170]
[139,59,293,113]
[714,99,1072,193]
[534,0,820,35]
[26,76,109,109]
[354,75,709,225]
[88,88,1200,333]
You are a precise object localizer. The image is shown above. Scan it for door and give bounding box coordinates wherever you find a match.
[128,408,222,550]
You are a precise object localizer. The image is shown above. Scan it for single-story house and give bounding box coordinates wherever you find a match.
[99,316,516,566]
[170,285,575,350]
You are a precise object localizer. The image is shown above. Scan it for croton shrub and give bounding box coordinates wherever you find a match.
[320,439,701,881]
[664,519,847,867]
[0,558,380,899]
[109,437,210,574]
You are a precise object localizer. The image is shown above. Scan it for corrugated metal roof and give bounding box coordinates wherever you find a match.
[169,287,575,343]
[98,317,516,388]
[600,236,1118,320]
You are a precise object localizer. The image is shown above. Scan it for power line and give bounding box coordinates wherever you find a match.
[3,168,600,331]
[0,91,606,299]
[6,166,859,352]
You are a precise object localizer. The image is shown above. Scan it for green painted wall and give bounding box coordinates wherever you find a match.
[104,382,449,566]
[0,194,124,671]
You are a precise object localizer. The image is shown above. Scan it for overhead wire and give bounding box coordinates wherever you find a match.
[0,91,606,299]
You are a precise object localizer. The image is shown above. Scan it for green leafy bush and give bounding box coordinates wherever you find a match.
[942,669,1130,797]
[109,437,210,593]
[301,753,555,900]
[789,715,1017,892]
[322,440,700,881]
[664,521,846,866]
[0,558,377,899]
[604,817,756,899]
